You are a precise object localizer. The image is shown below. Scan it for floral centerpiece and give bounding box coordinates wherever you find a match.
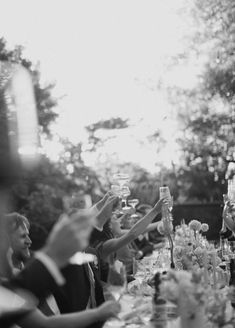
[174,220,221,271]
[160,270,235,328]
[160,270,207,328]
[206,287,235,327]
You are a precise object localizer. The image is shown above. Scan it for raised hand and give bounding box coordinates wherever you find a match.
[95,192,112,211]
[43,211,93,268]
[153,197,168,214]
[97,196,119,221]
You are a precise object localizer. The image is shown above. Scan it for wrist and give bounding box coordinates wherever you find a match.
[153,205,160,215]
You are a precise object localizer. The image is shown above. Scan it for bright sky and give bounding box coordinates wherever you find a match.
[0,0,198,172]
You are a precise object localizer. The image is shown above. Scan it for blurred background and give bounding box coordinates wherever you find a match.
[0,0,234,246]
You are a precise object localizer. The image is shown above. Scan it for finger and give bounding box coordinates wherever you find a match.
[105,195,118,207]
[107,195,118,203]
[103,192,110,202]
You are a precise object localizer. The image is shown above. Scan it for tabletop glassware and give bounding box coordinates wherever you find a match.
[121,186,131,211]
[110,184,123,215]
[111,184,121,196]
[113,173,129,187]
[107,262,127,301]
[128,199,139,219]
[133,259,146,282]
[159,186,171,200]
[159,186,173,212]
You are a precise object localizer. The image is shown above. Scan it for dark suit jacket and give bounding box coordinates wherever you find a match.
[90,223,115,282]
[4,258,59,301]
[53,247,105,314]
[134,237,153,258]
[1,258,59,328]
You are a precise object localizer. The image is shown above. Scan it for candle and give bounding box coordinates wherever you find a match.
[211,251,217,289]
[203,252,209,285]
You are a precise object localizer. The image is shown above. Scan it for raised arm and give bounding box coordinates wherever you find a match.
[93,196,118,231]
[100,198,165,259]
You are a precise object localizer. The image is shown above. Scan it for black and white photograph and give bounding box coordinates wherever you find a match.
[0,0,235,327]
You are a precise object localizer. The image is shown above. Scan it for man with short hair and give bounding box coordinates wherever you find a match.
[5,213,32,273]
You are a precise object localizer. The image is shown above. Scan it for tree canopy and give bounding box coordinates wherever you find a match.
[164,0,235,202]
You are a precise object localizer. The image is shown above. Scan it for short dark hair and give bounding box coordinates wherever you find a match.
[4,212,30,234]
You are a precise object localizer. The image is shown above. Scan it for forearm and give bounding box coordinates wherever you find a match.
[19,308,102,328]
[128,206,159,239]
[46,309,102,328]
[101,207,159,259]
[101,234,134,259]
[7,258,61,300]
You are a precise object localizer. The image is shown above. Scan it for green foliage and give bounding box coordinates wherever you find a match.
[0,38,104,248]
[85,117,129,151]
[0,38,58,135]
[165,0,235,202]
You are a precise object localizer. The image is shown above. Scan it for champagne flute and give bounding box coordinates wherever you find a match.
[110,184,123,215]
[159,186,173,214]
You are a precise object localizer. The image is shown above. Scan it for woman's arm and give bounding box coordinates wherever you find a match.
[19,309,100,328]
[115,220,160,238]
[18,301,120,328]
[101,199,165,259]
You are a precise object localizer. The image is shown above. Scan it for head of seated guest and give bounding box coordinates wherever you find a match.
[4,213,32,273]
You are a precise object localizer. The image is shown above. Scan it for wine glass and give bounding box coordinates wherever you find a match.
[128,199,139,219]
[107,262,127,301]
[113,173,129,187]
[121,186,131,211]
[110,184,123,215]
[160,186,173,208]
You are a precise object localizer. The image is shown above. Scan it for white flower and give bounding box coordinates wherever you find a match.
[201,223,209,232]
[194,247,204,256]
[174,246,183,256]
[189,220,202,231]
